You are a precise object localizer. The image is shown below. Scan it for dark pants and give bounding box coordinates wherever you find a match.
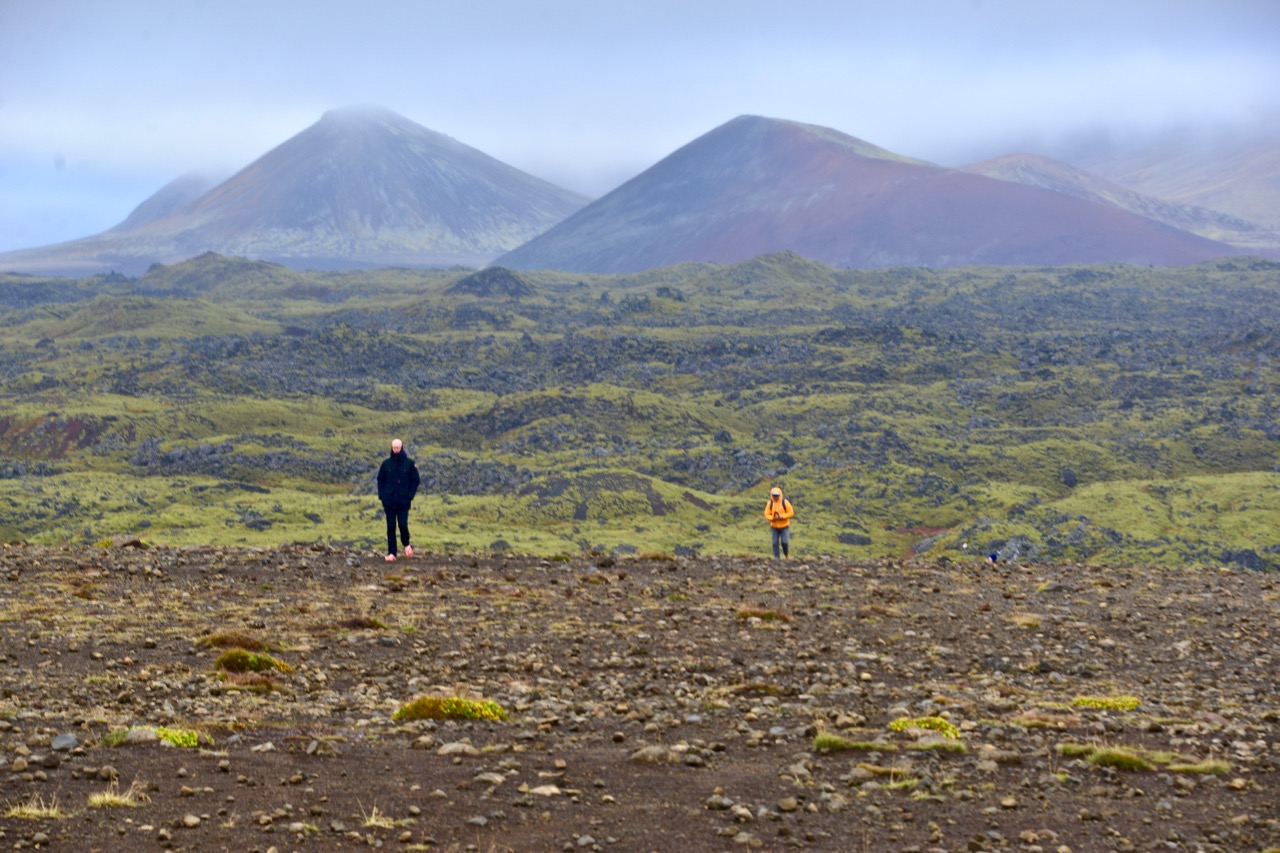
[384,504,410,555]
[771,526,790,559]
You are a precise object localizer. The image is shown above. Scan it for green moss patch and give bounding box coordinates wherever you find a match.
[1072,694,1141,711]
[392,695,509,722]
[889,716,961,739]
[813,732,893,753]
[214,648,292,673]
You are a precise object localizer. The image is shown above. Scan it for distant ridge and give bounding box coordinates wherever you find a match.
[108,171,227,232]
[0,107,588,276]
[496,115,1237,273]
[961,152,1280,249]
[1074,118,1280,234]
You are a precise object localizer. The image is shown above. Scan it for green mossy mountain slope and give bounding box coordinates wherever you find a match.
[1,252,1277,568]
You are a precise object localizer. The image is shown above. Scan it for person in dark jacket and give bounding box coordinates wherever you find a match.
[377,438,420,561]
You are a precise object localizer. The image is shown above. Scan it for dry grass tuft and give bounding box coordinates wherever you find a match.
[1087,747,1154,772]
[360,803,397,829]
[1168,759,1232,775]
[5,794,68,820]
[1010,612,1042,629]
[87,779,151,809]
[1056,742,1096,758]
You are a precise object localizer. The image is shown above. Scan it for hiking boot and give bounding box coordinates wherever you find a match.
[404,545,414,557]
[385,554,396,562]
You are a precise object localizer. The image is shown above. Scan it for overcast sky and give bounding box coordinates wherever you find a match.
[3,0,1279,253]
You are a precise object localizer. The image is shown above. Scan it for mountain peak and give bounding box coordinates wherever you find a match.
[0,109,588,275]
[320,104,402,122]
[497,117,1235,273]
[314,105,433,136]
[717,115,933,165]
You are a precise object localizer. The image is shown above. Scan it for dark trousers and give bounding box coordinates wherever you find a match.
[771,526,790,559]
[384,504,410,555]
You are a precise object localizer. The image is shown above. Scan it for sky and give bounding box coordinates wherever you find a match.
[2,0,1279,253]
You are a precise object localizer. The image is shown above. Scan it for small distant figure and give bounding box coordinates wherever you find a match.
[989,552,999,564]
[377,438,420,562]
[763,487,794,559]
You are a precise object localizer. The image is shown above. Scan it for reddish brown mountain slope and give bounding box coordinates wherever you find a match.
[496,116,1237,273]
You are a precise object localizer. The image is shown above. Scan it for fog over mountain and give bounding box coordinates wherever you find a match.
[1069,117,1280,233]
[0,108,588,275]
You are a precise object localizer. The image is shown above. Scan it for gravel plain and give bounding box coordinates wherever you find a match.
[1,542,1277,852]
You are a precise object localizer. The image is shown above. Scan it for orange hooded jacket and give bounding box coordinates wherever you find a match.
[764,492,794,529]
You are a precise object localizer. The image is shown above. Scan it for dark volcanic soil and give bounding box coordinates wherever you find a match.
[1,543,1277,853]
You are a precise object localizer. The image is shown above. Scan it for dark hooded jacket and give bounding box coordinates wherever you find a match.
[377,449,420,509]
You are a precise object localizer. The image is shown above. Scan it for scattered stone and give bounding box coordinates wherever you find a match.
[529,784,562,796]
[51,734,79,752]
[630,745,678,764]
[3,546,1277,851]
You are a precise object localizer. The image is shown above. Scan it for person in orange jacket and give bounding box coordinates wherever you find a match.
[763,486,794,559]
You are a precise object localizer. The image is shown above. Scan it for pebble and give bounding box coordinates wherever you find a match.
[630,745,677,763]
[51,734,79,751]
